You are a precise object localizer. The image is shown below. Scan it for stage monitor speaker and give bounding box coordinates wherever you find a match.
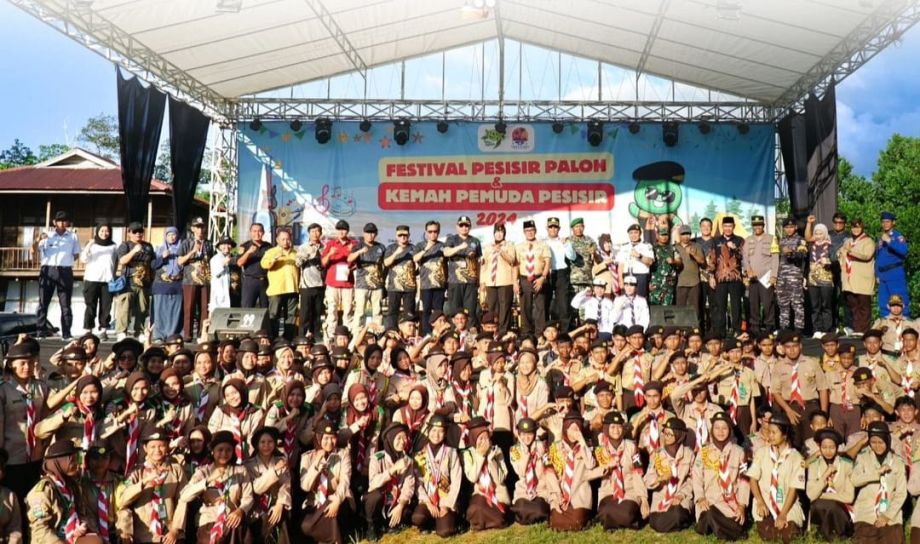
[209,308,271,340]
[648,305,699,328]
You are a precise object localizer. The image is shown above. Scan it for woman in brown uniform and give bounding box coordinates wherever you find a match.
[545,411,596,531]
[447,353,477,449]
[0,450,23,544]
[806,428,855,541]
[35,376,107,453]
[411,415,462,537]
[104,372,158,476]
[299,423,352,544]
[595,411,647,531]
[156,368,194,447]
[644,417,694,533]
[244,427,291,544]
[264,381,311,466]
[177,431,254,544]
[392,385,430,451]
[508,417,550,525]
[26,440,94,544]
[462,417,509,531]
[184,349,221,427]
[363,423,416,540]
[692,412,751,541]
[851,422,908,544]
[341,384,378,500]
[208,379,265,464]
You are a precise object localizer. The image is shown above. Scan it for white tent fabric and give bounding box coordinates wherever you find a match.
[19,0,917,104]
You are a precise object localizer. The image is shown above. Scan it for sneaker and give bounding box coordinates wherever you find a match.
[137,333,147,343]
[97,329,108,341]
[844,327,855,337]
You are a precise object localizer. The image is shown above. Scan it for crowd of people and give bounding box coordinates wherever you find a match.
[9,208,916,544]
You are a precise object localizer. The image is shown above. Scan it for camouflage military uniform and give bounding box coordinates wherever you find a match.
[568,235,597,288]
[777,233,808,330]
[649,242,678,305]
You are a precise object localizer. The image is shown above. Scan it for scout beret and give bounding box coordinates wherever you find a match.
[165,334,184,346]
[604,411,627,425]
[815,428,844,446]
[428,414,449,429]
[594,381,613,396]
[710,411,734,426]
[85,440,112,457]
[852,367,874,383]
[663,417,687,433]
[724,338,742,351]
[517,417,539,432]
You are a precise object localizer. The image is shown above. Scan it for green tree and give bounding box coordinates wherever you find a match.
[704,200,718,220]
[38,143,70,161]
[0,139,37,169]
[78,113,120,160]
[153,139,171,181]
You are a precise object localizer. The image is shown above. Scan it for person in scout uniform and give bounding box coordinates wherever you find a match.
[0,342,50,508]
[363,423,415,540]
[805,428,855,542]
[630,381,675,455]
[117,429,187,544]
[507,417,550,525]
[80,441,120,544]
[221,340,267,409]
[176,430,253,544]
[776,217,808,331]
[613,325,655,413]
[873,295,916,354]
[896,328,920,396]
[770,330,828,448]
[244,427,291,544]
[876,211,910,318]
[838,218,876,334]
[263,343,305,408]
[714,337,760,436]
[410,415,462,537]
[671,372,722,452]
[476,344,514,449]
[299,423,351,544]
[46,346,88,409]
[0,449,23,544]
[185,348,221,426]
[746,411,806,543]
[27,440,95,544]
[567,218,598,325]
[851,421,908,544]
[692,412,750,541]
[644,417,694,533]
[207,379,265,464]
[479,223,516,337]
[103,372,159,476]
[594,411,646,531]
[744,214,779,337]
[544,411,596,531]
[827,343,863,439]
[515,220,551,337]
[462,417,510,531]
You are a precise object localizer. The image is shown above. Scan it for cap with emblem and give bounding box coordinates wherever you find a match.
[627,223,641,232]
[839,342,857,355]
[623,275,638,285]
[710,411,733,427]
[547,217,560,227]
[853,367,874,383]
[363,222,378,234]
[45,439,78,459]
[142,428,171,444]
[457,216,472,226]
[662,326,680,339]
[396,225,410,235]
[603,411,627,426]
[649,326,664,337]
[724,338,742,351]
[165,334,184,346]
[592,277,607,287]
[522,220,536,230]
[516,417,538,433]
[591,339,608,351]
[190,216,206,227]
[85,440,111,457]
[777,330,801,345]
[814,428,844,446]
[626,324,645,337]
[889,294,904,307]
[428,414,448,429]
[782,217,797,227]
[555,385,575,400]
[751,215,765,226]
[663,417,687,433]
[331,346,351,360]
[881,211,896,221]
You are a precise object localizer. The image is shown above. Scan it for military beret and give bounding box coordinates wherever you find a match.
[662,326,681,339]
[570,217,584,228]
[686,327,703,339]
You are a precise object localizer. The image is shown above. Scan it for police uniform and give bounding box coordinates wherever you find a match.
[876,211,910,318]
[743,216,780,335]
[777,218,808,331]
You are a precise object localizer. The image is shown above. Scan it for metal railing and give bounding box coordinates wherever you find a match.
[0,248,86,272]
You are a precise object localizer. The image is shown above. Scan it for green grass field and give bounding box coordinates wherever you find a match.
[365,523,838,544]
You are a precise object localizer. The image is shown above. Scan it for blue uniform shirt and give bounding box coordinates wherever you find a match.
[876,228,908,277]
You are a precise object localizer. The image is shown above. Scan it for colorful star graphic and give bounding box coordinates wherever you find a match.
[379,135,392,149]
[281,133,291,143]
[412,131,424,144]
[337,131,349,144]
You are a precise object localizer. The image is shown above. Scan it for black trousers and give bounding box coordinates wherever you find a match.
[712,280,744,336]
[485,285,514,335]
[548,268,570,327]
[38,265,74,336]
[448,282,480,327]
[676,283,702,326]
[810,499,852,541]
[633,273,650,299]
[419,288,446,335]
[649,505,692,533]
[241,276,269,308]
[385,290,416,330]
[82,280,112,330]
[299,286,325,338]
[518,277,547,337]
[748,281,775,335]
[268,293,298,338]
[696,507,746,541]
[809,285,835,333]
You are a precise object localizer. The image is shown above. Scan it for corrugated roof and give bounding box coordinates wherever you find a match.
[0,167,172,193]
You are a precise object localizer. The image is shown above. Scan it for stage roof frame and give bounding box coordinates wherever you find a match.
[10,0,920,123]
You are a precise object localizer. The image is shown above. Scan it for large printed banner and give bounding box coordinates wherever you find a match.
[238,121,775,244]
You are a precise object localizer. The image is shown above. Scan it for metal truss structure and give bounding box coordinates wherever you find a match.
[208,125,239,241]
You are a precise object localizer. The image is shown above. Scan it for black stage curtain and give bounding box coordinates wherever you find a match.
[805,82,838,226]
[169,96,211,235]
[117,69,166,224]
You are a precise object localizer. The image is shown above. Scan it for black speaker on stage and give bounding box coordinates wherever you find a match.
[649,305,699,328]
[209,308,271,340]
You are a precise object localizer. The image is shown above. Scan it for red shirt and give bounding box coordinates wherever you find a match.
[322,238,356,288]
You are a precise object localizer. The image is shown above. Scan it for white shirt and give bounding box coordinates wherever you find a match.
[545,237,576,271]
[39,229,81,267]
[209,252,232,311]
[570,291,616,334]
[615,241,654,275]
[80,241,115,282]
[610,294,650,329]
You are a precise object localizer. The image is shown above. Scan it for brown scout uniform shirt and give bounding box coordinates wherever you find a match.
[644,445,694,513]
[691,443,751,520]
[299,448,352,509]
[117,461,188,542]
[0,379,50,464]
[414,445,463,510]
[176,464,254,528]
[770,356,828,403]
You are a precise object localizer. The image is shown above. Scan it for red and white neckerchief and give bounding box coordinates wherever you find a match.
[789,362,804,408]
[194,380,210,423]
[561,443,578,506]
[384,469,401,517]
[452,380,473,416]
[434,387,445,410]
[525,242,536,282]
[484,383,496,429]
[657,453,680,512]
[314,454,331,506]
[146,465,168,540]
[477,453,505,513]
[230,409,244,463]
[353,414,369,472]
[125,412,141,476]
[16,381,37,456]
[694,409,708,453]
[648,411,662,450]
[717,447,737,512]
[768,446,792,519]
[875,458,891,516]
[48,473,80,544]
[632,351,646,408]
[209,476,229,544]
[518,391,530,420]
[729,369,741,424]
[603,439,626,502]
[283,412,298,462]
[490,244,499,285]
[523,445,539,499]
[901,355,915,398]
[366,372,378,405]
[93,480,110,542]
[425,445,446,508]
[823,460,855,521]
[844,233,867,275]
[905,436,914,475]
[842,369,854,410]
[77,402,97,452]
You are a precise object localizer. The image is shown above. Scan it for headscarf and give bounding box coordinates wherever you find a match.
[283,380,306,412]
[813,223,829,241]
[93,223,115,247]
[363,345,383,375]
[221,378,249,414]
[390,347,412,376]
[74,375,103,412]
[382,423,409,460]
[186,425,213,467]
[122,372,150,405]
[159,367,185,403]
[42,452,76,483]
[346,383,375,426]
[810,223,832,264]
[159,227,182,277]
[400,384,430,429]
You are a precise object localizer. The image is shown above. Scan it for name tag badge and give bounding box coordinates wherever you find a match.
[334,263,349,282]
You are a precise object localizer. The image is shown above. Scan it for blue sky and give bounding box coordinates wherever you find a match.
[1,0,918,177]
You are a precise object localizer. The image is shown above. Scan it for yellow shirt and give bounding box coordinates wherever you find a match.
[260,246,299,296]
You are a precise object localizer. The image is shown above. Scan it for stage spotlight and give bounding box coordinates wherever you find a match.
[393,119,411,145]
[249,118,262,131]
[586,120,603,147]
[552,121,564,134]
[289,119,303,132]
[737,122,750,135]
[315,118,332,144]
[494,119,507,134]
[359,119,372,132]
[662,121,679,147]
[697,120,711,135]
[437,120,449,134]
[628,122,640,134]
